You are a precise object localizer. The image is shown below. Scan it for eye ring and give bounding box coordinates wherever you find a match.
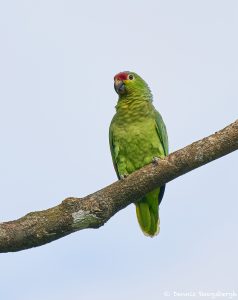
[128,74,134,80]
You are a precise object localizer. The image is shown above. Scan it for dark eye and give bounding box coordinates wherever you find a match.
[128,74,134,80]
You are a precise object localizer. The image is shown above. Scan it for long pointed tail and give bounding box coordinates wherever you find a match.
[135,188,161,237]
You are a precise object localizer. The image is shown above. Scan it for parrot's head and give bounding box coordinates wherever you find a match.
[114,71,151,99]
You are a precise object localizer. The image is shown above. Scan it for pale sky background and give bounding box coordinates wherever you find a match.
[0,1,237,299]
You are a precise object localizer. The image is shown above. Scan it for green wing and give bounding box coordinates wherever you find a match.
[109,120,120,179]
[154,109,168,204]
[154,110,169,156]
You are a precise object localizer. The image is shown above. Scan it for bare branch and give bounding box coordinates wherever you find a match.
[0,119,237,253]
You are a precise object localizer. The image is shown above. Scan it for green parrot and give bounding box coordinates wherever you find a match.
[109,71,168,237]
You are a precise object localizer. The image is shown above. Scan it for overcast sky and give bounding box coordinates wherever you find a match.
[0,1,237,299]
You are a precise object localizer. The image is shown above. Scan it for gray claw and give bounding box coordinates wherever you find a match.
[152,157,160,165]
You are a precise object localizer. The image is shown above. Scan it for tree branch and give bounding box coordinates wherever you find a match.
[0,120,237,253]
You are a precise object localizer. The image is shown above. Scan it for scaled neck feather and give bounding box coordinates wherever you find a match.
[115,88,153,112]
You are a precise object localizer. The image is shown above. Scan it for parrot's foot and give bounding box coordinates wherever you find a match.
[120,174,128,180]
[152,156,160,165]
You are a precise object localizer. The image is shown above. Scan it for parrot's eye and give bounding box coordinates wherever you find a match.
[128,74,134,80]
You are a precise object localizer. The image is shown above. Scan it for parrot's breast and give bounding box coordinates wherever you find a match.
[112,118,164,176]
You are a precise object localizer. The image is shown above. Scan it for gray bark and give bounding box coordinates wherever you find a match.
[0,119,237,253]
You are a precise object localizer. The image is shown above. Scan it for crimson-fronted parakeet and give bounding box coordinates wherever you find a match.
[109,71,168,237]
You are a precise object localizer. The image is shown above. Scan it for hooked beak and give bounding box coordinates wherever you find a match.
[114,80,126,94]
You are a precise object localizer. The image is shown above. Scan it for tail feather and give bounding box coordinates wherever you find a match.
[136,188,161,237]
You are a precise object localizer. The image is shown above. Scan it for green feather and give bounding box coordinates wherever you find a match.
[109,72,168,237]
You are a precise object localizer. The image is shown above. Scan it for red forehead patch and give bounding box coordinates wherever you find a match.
[114,71,129,81]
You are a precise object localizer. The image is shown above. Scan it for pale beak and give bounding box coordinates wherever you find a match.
[114,80,125,94]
